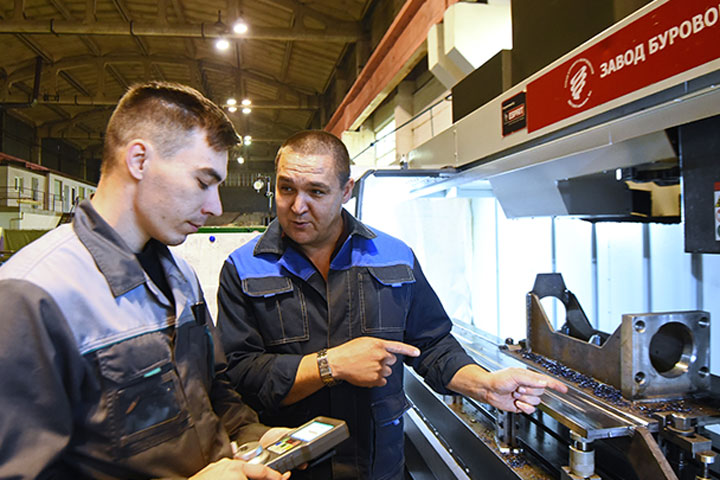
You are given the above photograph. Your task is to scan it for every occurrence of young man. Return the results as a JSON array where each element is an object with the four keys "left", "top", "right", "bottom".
[
  {"left": 0, "top": 82, "right": 290, "bottom": 480},
  {"left": 217, "top": 130, "right": 568, "bottom": 479}
]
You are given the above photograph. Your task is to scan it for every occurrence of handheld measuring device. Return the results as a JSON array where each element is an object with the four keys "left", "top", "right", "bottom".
[{"left": 233, "top": 416, "right": 349, "bottom": 472}]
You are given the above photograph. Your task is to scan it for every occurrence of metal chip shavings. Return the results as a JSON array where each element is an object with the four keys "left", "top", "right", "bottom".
[
  {"left": 503, "top": 452, "right": 528, "bottom": 468},
  {"left": 519, "top": 350, "right": 691, "bottom": 414}
]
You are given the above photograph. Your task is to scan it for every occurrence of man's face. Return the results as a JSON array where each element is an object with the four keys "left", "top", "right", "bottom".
[
  {"left": 275, "top": 150, "right": 353, "bottom": 252},
  {"left": 135, "top": 129, "right": 227, "bottom": 246}
]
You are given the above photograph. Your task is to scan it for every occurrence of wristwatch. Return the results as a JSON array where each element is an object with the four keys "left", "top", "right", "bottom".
[{"left": 317, "top": 348, "right": 339, "bottom": 386}]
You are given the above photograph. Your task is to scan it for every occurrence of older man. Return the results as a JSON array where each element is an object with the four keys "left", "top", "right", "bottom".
[{"left": 217, "top": 130, "right": 567, "bottom": 479}]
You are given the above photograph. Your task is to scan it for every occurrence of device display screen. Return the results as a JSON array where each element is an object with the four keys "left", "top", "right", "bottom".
[{"left": 290, "top": 421, "right": 334, "bottom": 442}]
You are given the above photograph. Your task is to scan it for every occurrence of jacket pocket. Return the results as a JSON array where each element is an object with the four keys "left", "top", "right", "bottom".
[
  {"left": 370, "top": 391, "right": 411, "bottom": 479},
  {"left": 241, "top": 276, "right": 309, "bottom": 346},
  {"left": 96, "top": 333, "right": 192, "bottom": 457},
  {"left": 359, "top": 265, "right": 415, "bottom": 334}
]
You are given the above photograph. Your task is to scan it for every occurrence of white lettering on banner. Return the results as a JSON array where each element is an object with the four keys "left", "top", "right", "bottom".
[
  {"left": 634, "top": 44, "right": 646, "bottom": 63},
  {"left": 600, "top": 4, "right": 720, "bottom": 79},
  {"left": 649, "top": 6, "right": 720, "bottom": 55},
  {"left": 680, "top": 20, "right": 692, "bottom": 38},
  {"left": 599, "top": 47, "right": 646, "bottom": 78},
  {"left": 705, "top": 7, "right": 718, "bottom": 27},
  {"left": 693, "top": 14, "right": 705, "bottom": 33}
]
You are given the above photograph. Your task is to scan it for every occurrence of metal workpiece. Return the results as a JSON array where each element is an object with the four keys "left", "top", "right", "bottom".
[
  {"left": 621, "top": 311, "right": 711, "bottom": 399},
  {"left": 456, "top": 323, "right": 648, "bottom": 441},
  {"left": 525, "top": 274, "right": 711, "bottom": 400},
  {"left": 407, "top": 322, "right": 720, "bottom": 479}
]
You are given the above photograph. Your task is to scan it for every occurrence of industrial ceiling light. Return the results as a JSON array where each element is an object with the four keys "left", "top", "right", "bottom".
[
  {"left": 233, "top": 20, "right": 249, "bottom": 34},
  {"left": 242, "top": 107, "right": 252, "bottom": 114},
  {"left": 215, "top": 37, "right": 230, "bottom": 51},
  {"left": 243, "top": 135, "right": 252, "bottom": 146},
  {"left": 227, "top": 105, "right": 237, "bottom": 113},
  {"left": 253, "top": 177, "right": 266, "bottom": 192},
  {"left": 241, "top": 98, "right": 252, "bottom": 106},
  {"left": 236, "top": 156, "right": 245, "bottom": 164},
  {"left": 227, "top": 98, "right": 237, "bottom": 106}
]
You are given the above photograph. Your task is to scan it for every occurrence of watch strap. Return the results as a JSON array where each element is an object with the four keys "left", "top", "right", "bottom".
[{"left": 317, "top": 348, "right": 339, "bottom": 386}]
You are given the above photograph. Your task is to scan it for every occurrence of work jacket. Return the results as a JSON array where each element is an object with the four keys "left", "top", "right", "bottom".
[
  {"left": 218, "top": 210, "right": 474, "bottom": 480},
  {"left": 0, "top": 201, "right": 267, "bottom": 479}
]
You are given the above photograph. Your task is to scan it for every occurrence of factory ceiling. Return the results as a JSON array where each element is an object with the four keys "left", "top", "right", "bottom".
[{"left": 0, "top": 0, "right": 382, "bottom": 170}]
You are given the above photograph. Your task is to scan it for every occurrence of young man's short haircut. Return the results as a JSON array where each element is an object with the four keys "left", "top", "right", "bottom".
[
  {"left": 101, "top": 81, "right": 239, "bottom": 176},
  {"left": 275, "top": 130, "right": 351, "bottom": 186}
]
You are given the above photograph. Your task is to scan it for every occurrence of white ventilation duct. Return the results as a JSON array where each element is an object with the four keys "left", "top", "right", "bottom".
[{"left": 428, "top": 1, "right": 513, "bottom": 89}]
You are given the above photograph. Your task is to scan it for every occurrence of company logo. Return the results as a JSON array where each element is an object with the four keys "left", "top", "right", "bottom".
[
  {"left": 505, "top": 104, "right": 525, "bottom": 122},
  {"left": 564, "top": 58, "right": 594, "bottom": 109}
]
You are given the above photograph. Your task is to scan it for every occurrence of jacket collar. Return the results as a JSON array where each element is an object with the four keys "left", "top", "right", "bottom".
[
  {"left": 253, "top": 209, "right": 376, "bottom": 257},
  {"left": 72, "top": 200, "right": 176, "bottom": 298}
]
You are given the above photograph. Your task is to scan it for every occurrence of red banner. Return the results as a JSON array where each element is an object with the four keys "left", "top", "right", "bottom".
[{"left": 526, "top": 0, "right": 720, "bottom": 132}]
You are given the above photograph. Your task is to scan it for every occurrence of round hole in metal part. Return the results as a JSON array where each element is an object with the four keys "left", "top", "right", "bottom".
[
  {"left": 698, "top": 317, "right": 709, "bottom": 328},
  {"left": 649, "top": 322, "right": 693, "bottom": 378},
  {"left": 634, "top": 372, "right": 646, "bottom": 384},
  {"left": 634, "top": 320, "right": 646, "bottom": 333},
  {"left": 699, "top": 367, "right": 709, "bottom": 378},
  {"left": 540, "top": 296, "right": 567, "bottom": 331}
]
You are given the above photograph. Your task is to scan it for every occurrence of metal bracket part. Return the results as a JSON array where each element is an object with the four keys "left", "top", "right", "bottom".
[{"left": 526, "top": 273, "right": 710, "bottom": 400}]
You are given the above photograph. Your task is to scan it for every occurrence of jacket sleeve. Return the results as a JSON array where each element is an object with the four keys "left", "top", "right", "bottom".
[
  {"left": 404, "top": 254, "right": 476, "bottom": 394},
  {"left": 216, "top": 260, "right": 303, "bottom": 413},
  {"left": 0, "top": 280, "right": 84, "bottom": 479},
  {"left": 207, "top": 316, "right": 270, "bottom": 443},
  {"left": 184, "top": 277, "right": 270, "bottom": 445}
]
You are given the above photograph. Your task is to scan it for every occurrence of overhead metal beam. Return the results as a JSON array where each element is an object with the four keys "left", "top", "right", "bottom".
[
  {"left": 0, "top": 19, "right": 361, "bottom": 41},
  {"left": 6, "top": 54, "right": 319, "bottom": 102},
  {"left": 35, "top": 108, "right": 112, "bottom": 143},
  {"left": 43, "top": 132, "right": 285, "bottom": 144},
  {"left": 169, "top": 0, "right": 197, "bottom": 58},
  {"left": 107, "top": 64, "right": 129, "bottom": 90},
  {"left": 326, "top": 0, "right": 458, "bottom": 135},
  {"left": 265, "top": 0, "right": 358, "bottom": 32},
  {"left": 48, "top": 0, "right": 101, "bottom": 56},
  {"left": 109, "top": 0, "right": 150, "bottom": 56},
  {"left": 2, "top": 93, "right": 318, "bottom": 109}
]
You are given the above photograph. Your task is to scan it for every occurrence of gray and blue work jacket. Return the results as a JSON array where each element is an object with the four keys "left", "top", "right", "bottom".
[
  {"left": 217, "top": 210, "right": 474, "bottom": 480},
  {"left": 0, "top": 201, "right": 267, "bottom": 479}
]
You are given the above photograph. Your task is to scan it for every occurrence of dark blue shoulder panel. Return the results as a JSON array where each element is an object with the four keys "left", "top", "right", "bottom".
[
  {"left": 228, "top": 227, "right": 415, "bottom": 279},
  {"left": 333, "top": 227, "right": 414, "bottom": 271}
]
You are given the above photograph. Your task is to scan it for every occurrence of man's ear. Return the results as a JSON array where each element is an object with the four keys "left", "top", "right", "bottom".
[
  {"left": 341, "top": 177, "right": 355, "bottom": 204},
  {"left": 125, "top": 140, "right": 151, "bottom": 181}
]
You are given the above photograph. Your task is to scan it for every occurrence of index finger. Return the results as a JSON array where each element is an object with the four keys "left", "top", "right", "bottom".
[
  {"left": 381, "top": 340, "right": 420, "bottom": 357},
  {"left": 518, "top": 371, "right": 568, "bottom": 394}
]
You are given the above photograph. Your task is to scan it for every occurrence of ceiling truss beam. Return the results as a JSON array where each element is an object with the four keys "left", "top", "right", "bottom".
[
  {"left": 0, "top": 19, "right": 361, "bottom": 41},
  {"left": 5, "top": 54, "right": 319, "bottom": 103}
]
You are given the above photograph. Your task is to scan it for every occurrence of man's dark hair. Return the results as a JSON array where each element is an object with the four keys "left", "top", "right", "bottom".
[
  {"left": 275, "top": 130, "right": 351, "bottom": 186},
  {"left": 101, "top": 81, "right": 239, "bottom": 175}
]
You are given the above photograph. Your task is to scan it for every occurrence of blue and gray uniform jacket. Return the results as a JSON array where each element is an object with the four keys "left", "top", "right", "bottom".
[
  {"left": 218, "top": 210, "right": 474, "bottom": 480},
  {"left": 0, "top": 200, "right": 267, "bottom": 480}
]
